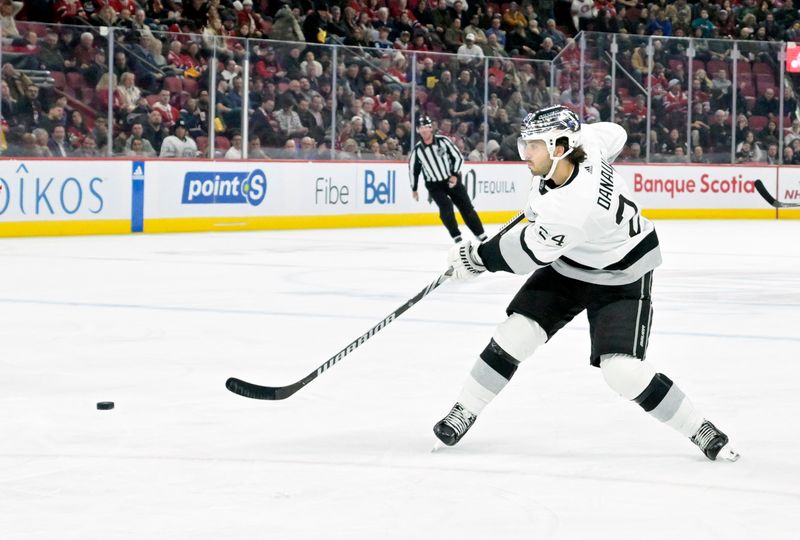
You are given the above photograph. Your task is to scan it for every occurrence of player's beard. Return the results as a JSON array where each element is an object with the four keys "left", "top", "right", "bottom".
[{"left": 529, "top": 156, "right": 553, "bottom": 179}]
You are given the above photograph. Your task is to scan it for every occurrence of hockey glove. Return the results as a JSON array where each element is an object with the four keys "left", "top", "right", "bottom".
[{"left": 448, "top": 241, "right": 486, "bottom": 280}]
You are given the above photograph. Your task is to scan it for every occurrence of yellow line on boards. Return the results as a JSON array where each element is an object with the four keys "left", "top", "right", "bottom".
[{"left": 0, "top": 220, "right": 131, "bottom": 237}]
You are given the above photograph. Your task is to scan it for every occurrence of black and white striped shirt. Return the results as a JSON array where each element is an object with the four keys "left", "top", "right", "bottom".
[{"left": 408, "top": 134, "right": 464, "bottom": 191}]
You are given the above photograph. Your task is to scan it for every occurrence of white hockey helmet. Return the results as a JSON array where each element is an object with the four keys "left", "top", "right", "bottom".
[{"left": 517, "top": 106, "right": 581, "bottom": 162}]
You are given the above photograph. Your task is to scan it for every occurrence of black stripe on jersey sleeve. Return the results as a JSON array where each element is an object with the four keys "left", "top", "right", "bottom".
[
  {"left": 518, "top": 225, "right": 551, "bottom": 266},
  {"left": 560, "top": 230, "right": 659, "bottom": 271}
]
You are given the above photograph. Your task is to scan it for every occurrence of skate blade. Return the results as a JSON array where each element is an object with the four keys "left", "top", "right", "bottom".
[{"left": 718, "top": 445, "right": 740, "bottom": 462}]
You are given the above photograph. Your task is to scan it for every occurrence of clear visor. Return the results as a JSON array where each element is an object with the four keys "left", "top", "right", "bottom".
[{"left": 517, "top": 137, "right": 544, "bottom": 161}]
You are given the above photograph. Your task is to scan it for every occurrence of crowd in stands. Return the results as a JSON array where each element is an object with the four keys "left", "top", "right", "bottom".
[{"left": 0, "top": 0, "right": 798, "bottom": 163}]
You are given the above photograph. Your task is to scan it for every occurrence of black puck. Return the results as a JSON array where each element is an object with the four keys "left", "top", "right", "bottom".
[{"left": 97, "top": 401, "right": 115, "bottom": 410}]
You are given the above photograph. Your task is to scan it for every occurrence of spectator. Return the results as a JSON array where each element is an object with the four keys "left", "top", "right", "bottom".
[
  {"left": 271, "top": 4, "right": 304, "bottom": 43},
  {"left": 282, "top": 47, "right": 304, "bottom": 80},
  {"left": 784, "top": 146, "right": 800, "bottom": 165},
  {"left": 224, "top": 132, "right": 244, "bottom": 159},
  {"left": 709, "top": 109, "right": 732, "bottom": 153},
  {"left": 467, "top": 140, "right": 487, "bottom": 161},
  {"left": 753, "top": 87, "right": 779, "bottom": 117},
  {"left": 274, "top": 96, "right": 308, "bottom": 140},
  {"left": 94, "top": 73, "right": 123, "bottom": 113},
  {"left": 502, "top": 2, "right": 527, "bottom": 30},
  {"left": 663, "top": 79, "right": 688, "bottom": 116},
  {"left": 48, "top": 124, "right": 71, "bottom": 157},
  {"left": 339, "top": 137, "right": 360, "bottom": 159},
  {"left": 75, "top": 134, "right": 100, "bottom": 157},
  {"left": 160, "top": 119, "right": 197, "bottom": 157},
  {"left": 298, "top": 136, "right": 318, "bottom": 159},
  {"left": 757, "top": 119, "right": 779, "bottom": 146},
  {"left": 38, "top": 28, "right": 68, "bottom": 72},
  {"left": 143, "top": 109, "right": 168, "bottom": 153},
  {"left": 32, "top": 128, "right": 53, "bottom": 157},
  {"left": 622, "top": 141, "right": 641, "bottom": 162},
  {"left": 327, "top": 5, "right": 348, "bottom": 40},
  {"left": 349, "top": 115, "right": 369, "bottom": 148},
  {"left": 300, "top": 51, "right": 323, "bottom": 79},
  {"left": 485, "top": 15, "right": 506, "bottom": 47},
  {"left": 124, "top": 122, "right": 157, "bottom": 156},
  {"left": 117, "top": 72, "right": 142, "bottom": 114},
  {"left": 74, "top": 32, "right": 98, "bottom": 71},
  {"left": 0, "top": 79, "right": 14, "bottom": 121},
  {"left": 463, "top": 13, "right": 487, "bottom": 45},
  {"left": 238, "top": 0, "right": 264, "bottom": 38},
  {"left": 765, "top": 142, "right": 780, "bottom": 164},
  {"left": 483, "top": 33, "right": 509, "bottom": 58},
  {"left": 54, "top": 0, "right": 87, "bottom": 25},
  {"left": 710, "top": 69, "right": 732, "bottom": 110},
  {"left": 535, "top": 37, "right": 558, "bottom": 62},
  {"left": 582, "top": 93, "right": 601, "bottom": 123},
  {"left": 248, "top": 136, "right": 271, "bottom": 159},
  {"left": 784, "top": 119, "right": 800, "bottom": 147},
  {"left": 734, "top": 114, "right": 751, "bottom": 142},
  {"left": 38, "top": 104, "right": 65, "bottom": 134},
  {"left": 250, "top": 96, "right": 280, "bottom": 147},
  {"left": 691, "top": 9, "right": 716, "bottom": 38},
  {"left": 541, "top": 19, "right": 567, "bottom": 51},
  {"left": 0, "top": 0, "right": 22, "bottom": 38},
  {"left": 66, "top": 110, "right": 90, "bottom": 147},
  {"left": 457, "top": 33, "right": 484, "bottom": 67},
  {"left": 691, "top": 145, "right": 709, "bottom": 163},
  {"left": 365, "top": 140, "right": 385, "bottom": 160},
  {"left": 220, "top": 59, "right": 241, "bottom": 85},
  {"left": 179, "top": 98, "right": 206, "bottom": 140},
  {"left": 506, "top": 22, "right": 537, "bottom": 57},
  {"left": 394, "top": 29, "right": 412, "bottom": 49},
  {"left": 280, "top": 138, "right": 298, "bottom": 159},
  {"left": 126, "top": 137, "right": 150, "bottom": 157},
  {"left": 444, "top": 16, "right": 465, "bottom": 52},
  {"left": 152, "top": 88, "right": 179, "bottom": 128},
  {"left": 571, "top": 0, "right": 596, "bottom": 33}
]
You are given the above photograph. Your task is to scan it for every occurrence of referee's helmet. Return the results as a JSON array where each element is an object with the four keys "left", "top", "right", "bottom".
[
  {"left": 517, "top": 106, "right": 581, "bottom": 161},
  {"left": 416, "top": 115, "right": 433, "bottom": 128}
]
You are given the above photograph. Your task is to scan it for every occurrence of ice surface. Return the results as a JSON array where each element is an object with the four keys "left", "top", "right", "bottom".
[{"left": 1, "top": 220, "right": 799, "bottom": 539}]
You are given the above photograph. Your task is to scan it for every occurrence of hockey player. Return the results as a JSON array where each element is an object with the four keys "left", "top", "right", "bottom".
[
  {"left": 408, "top": 115, "right": 488, "bottom": 243},
  {"left": 434, "top": 106, "right": 738, "bottom": 461}
]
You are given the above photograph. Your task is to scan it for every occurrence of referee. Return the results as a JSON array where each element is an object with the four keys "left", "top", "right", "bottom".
[{"left": 409, "top": 116, "right": 487, "bottom": 243}]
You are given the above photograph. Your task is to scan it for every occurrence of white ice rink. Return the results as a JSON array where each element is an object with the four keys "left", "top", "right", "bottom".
[{"left": 1, "top": 220, "right": 799, "bottom": 540}]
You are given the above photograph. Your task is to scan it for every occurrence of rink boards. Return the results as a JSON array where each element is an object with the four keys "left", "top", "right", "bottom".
[{"left": 0, "top": 158, "right": 797, "bottom": 236}]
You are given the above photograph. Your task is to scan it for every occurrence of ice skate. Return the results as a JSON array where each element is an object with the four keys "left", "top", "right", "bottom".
[
  {"left": 433, "top": 402, "right": 477, "bottom": 446},
  {"left": 691, "top": 420, "right": 740, "bottom": 461}
]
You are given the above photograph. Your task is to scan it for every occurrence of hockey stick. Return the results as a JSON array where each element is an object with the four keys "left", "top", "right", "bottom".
[
  {"left": 754, "top": 180, "right": 800, "bottom": 208},
  {"left": 226, "top": 211, "right": 526, "bottom": 400}
]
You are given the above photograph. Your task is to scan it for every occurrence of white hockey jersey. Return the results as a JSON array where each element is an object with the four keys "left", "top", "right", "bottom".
[{"left": 479, "top": 123, "right": 662, "bottom": 286}]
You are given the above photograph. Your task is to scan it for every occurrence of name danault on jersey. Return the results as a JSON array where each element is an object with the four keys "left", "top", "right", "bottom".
[
  {"left": 596, "top": 160, "right": 615, "bottom": 210},
  {"left": 485, "top": 123, "right": 662, "bottom": 287}
]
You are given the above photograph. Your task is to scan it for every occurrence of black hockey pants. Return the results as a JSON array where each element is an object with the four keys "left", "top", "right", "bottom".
[{"left": 426, "top": 178, "right": 485, "bottom": 240}]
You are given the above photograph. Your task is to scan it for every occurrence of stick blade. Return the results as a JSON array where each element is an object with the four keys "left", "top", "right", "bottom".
[
  {"left": 753, "top": 180, "right": 800, "bottom": 208},
  {"left": 225, "top": 377, "right": 298, "bottom": 400},
  {"left": 754, "top": 180, "right": 778, "bottom": 206}
]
